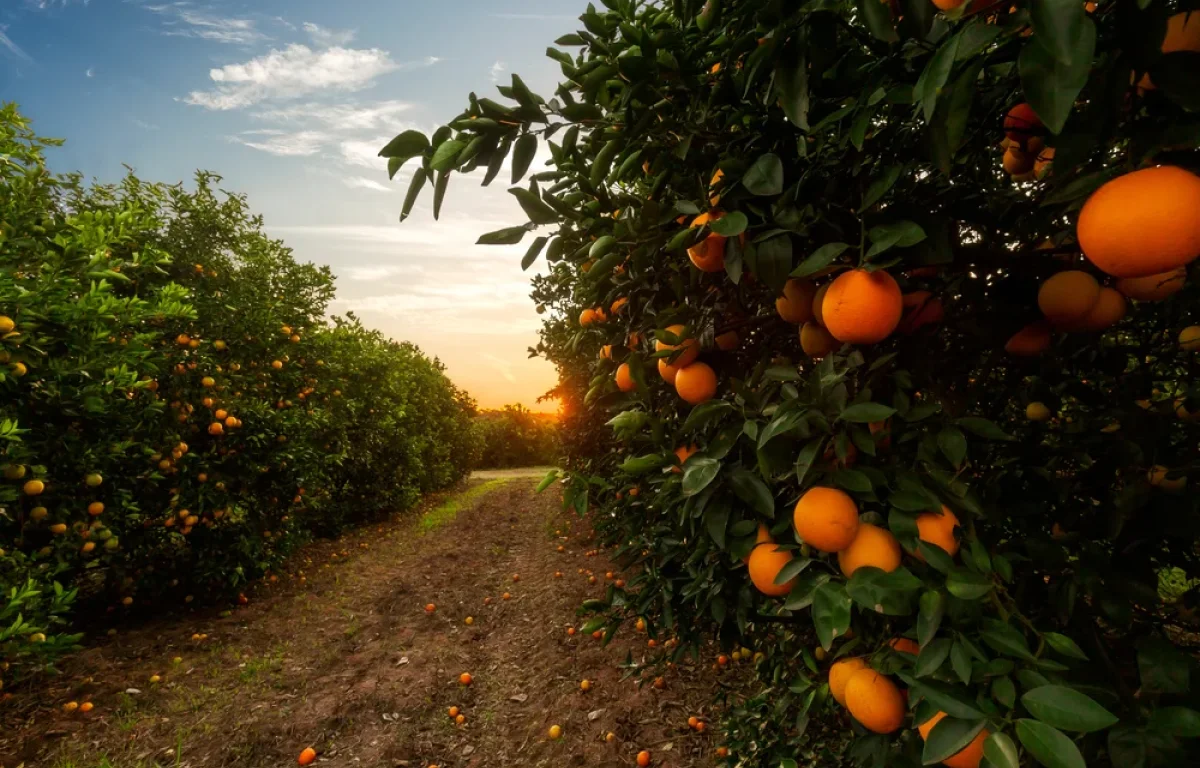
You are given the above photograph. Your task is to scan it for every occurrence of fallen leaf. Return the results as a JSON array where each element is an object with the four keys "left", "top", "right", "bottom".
[{"left": 509, "top": 693, "right": 528, "bottom": 703}]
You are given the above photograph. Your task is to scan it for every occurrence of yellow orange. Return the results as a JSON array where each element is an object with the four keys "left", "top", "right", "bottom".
[
  {"left": 829, "top": 657, "right": 869, "bottom": 706},
  {"left": 675, "top": 362, "right": 717, "bottom": 405},
  {"left": 657, "top": 358, "right": 681, "bottom": 384},
  {"left": 655, "top": 324, "right": 699, "bottom": 366},
  {"left": 615, "top": 363, "right": 637, "bottom": 392},
  {"left": 837, "top": 523, "right": 902, "bottom": 577},
  {"left": 844, "top": 669, "right": 905, "bottom": 733},
  {"left": 915, "top": 505, "right": 960, "bottom": 558},
  {"left": 793, "top": 487, "right": 859, "bottom": 553},
  {"left": 747, "top": 542, "right": 795, "bottom": 596},
  {"left": 812, "top": 282, "right": 830, "bottom": 326},
  {"left": 1180, "top": 326, "right": 1200, "bottom": 351}
]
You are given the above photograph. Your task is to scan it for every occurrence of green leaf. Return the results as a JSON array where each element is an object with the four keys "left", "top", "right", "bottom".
[
  {"left": 589, "top": 235, "right": 618, "bottom": 259},
  {"left": 915, "top": 638, "right": 952, "bottom": 677},
  {"left": 432, "top": 170, "right": 450, "bottom": 220},
  {"left": 555, "top": 33, "right": 585, "bottom": 46},
  {"left": 521, "top": 236, "right": 548, "bottom": 270},
  {"left": 1015, "top": 719, "right": 1086, "bottom": 768},
  {"left": 916, "top": 32, "right": 961, "bottom": 122},
  {"left": 860, "top": 166, "right": 902, "bottom": 212},
  {"left": 956, "top": 417, "right": 1013, "bottom": 441},
  {"left": 620, "top": 454, "right": 666, "bottom": 474},
  {"left": 903, "top": 677, "right": 986, "bottom": 719},
  {"left": 833, "top": 469, "right": 872, "bottom": 494},
  {"left": 476, "top": 225, "right": 529, "bottom": 245},
  {"left": 856, "top": 0, "right": 898, "bottom": 43},
  {"left": 1029, "top": 0, "right": 1091, "bottom": 66},
  {"left": 923, "top": 717, "right": 987, "bottom": 765},
  {"left": 711, "top": 211, "right": 747, "bottom": 237},
  {"left": 752, "top": 235, "right": 793, "bottom": 292},
  {"left": 945, "top": 568, "right": 991, "bottom": 600},
  {"left": 400, "top": 167, "right": 429, "bottom": 222},
  {"left": 730, "top": 468, "right": 775, "bottom": 519},
  {"left": 535, "top": 470, "right": 559, "bottom": 493},
  {"left": 795, "top": 436, "right": 825, "bottom": 486},
  {"left": 1019, "top": 21, "right": 1096, "bottom": 134},
  {"left": 937, "top": 427, "right": 967, "bottom": 468},
  {"left": 509, "top": 188, "right": 558, "bottom": 225},
  {"left": 841, "top": 403, "right": 896, "bottom": 423},
  {"left": 775, "top": 35, "right": 809, "bottom": 130},
  {"left": 783, "top": 570, "right": 832, "bottom": 611},
  {"left": 1043, "top": 632, "right": 1088, "bottom": 661},
  {"left": 512, "top": 134, "right": 538, "bottom": 183},
  {"left": 950, "top": 641, "right": 973, "bottom": 685},
  {"left": 705, "top": 504, "right": 729, "bottom": 548},
  {"left": 430, "top": 139, "right": 466, "bottom": 172},
  {"left": 683, "top": 400, "right": 732, "bottom": 431},
  {"left": 775, "top": 556, "right": 813, "bottom": 586},
  {"left": 1021, "top": 686, "right": 1119, "bottom": 733},
  {"left": 979, "top": 619, "right": 1036, "bottom": 661},
  {"left": 791, "top": 242, "right": 850, "bottom": 277},
  {"left": 992, "top": 676, "right": 1017, "bottom": 709},
  {"left": 917, "top": 590, "right": 945, "bottom": 647},
  {"left": 847, "top": 566, "right": 921, "bottom": 615},
  {"left": 682, "top": 457, "right": 721, "bottom": 497},
  {"left": 1151, "top": 707, "right": 1200, "bottom": 738},
  {"left": 982, "top": 733, "right": 1021, "bottom": 768},
  {"left": 379, "top": 129, "right": 430, "bottom": 161},
  {"left": 743, "top": 153, "right": 784, "bottom": 196},
  {"left": 812, "top": 582, "right": 852, "bottom": 649},
  {"left": 867, "top": 221, "right": 926, "bottom": 259},
  {"left": 1138, "top": 637, "right": 1191, "bottom": 694}
]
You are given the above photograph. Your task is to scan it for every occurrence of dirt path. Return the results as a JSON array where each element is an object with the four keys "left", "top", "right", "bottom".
[
  {"left": 1, "top": 478, "right": 734, "bottom": 768},
  {"left": 468, "top": 467, "right": 556, "bottom": 480}
]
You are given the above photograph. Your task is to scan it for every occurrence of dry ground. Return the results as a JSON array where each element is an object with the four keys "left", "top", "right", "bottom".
[{"left": 1, "top": 478, "right": 741, "bottom": 768}]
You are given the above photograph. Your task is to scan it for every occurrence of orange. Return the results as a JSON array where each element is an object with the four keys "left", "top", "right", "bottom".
[
  {"left": 1037, "top": 270, "right": 1100, "bottom": 326},
  {"left": 915, "top": 505, "right": 960, "bottom": 558},
  {"left": 1003, "top": 102, "right": 1042, "bottom": 142},
  {"left": 615, "top": 363, "right": 637, "bottom": 392},
  {"left": 800, "top": 322, "right": 839, "bottom": 359},
  {"left": 812, "top": 282, "right": 831, "bottom": 326},
  {"left": 87, "top": 502, "right": 104, "bottom": 516},
  {"left": 448, "top": 706, "right": 460, "bottom": 718},
  {"left": 1148, "top": 465, "right": 1187, "bottom": 492},
  {"left": 890, "top": 637, "right": 920, "bottom": 655},
  {"left": 297, "top": 747, "right": 317, "bottom": 766},
  {"left": 1078, "top": 166, "right": 1200, "bottom": 277},
  {"left": 1181, "top": 326, "right": 1200, "bottom": 351},
  {"left": 897, "top": 291, "right": 944, "bottom": 334},
  {"left": 1005, "top": 321, "right": 1052, "bottom": 356},
  {"left": 657, "top": 358, "right": 681, "bottom": 384},
  {"left": 425, "top": 603, "right": 436, "bottom": 613},
  {"left": 580, "top": 308, "right": 597, "bottom": 326},
  {"left": 715, "top": 330, "right": 739, "bottom": 351},
  {"left": 459, "top": 672, "right": 473, "bottom": 685},
  {"left": 675, "top": 362, "right": 717, "bottom": 405},
  {"left": 1116, "top": 267, "right": 1186, "bottom": 301},
  {"left": 822, "top": 269, "right": 903, "bottom": 344},
  {"left": 830, "top": 658, "right": 870, "bottom": 705},
  {"left": 1002, "top": 147, "right": 1034, "bottom": 176},
  {"left": 674, "top": 444, "right": 699, "bottom": 472},
  {"left": 837, "top": 523, "right": 902, "bottom": 577},
  {"left": 776, "top": 279, "right": 817, "bottom": 324},
  {"left": 23, "top": 479, "right": 45, "bottom": 496},
  {"left": 549, "top": 724, "right": 563, "bottom": 740},
  {"left": 742, "top": 523, "right": 773, "bottom": 563},
  {"left": 688, "top": 212, "right": 727, "bottom": 272},
  {"left": 844, "top": 668, "right": 905, "bottom": 734},
  {"left": 918, "top": 711, "right": 989, "bottom": 768},
  {"left": 655, "top": 324, "right": 699, "bottom": 366},
  {"left": 1061, "top": 287, "right": 1125, "bottom": 332},
  {"left": 600, "top": 345, "right": 612, "bottom": 360},
  {"left": 611, "top": 297, "right": 629, "bottom": 315},
  {"left": 933, "top": 0, "right": 966, "bottom": 10},
  {"left": 1139, "top": 12, "right": 1200, "bottom": 89},
  {"left": 792, "top": 487, "right": 859, "bottom": 553},
  {"left": 748, "top": 542, "right": 795, "bottom": 596},
  {"left": 637, "top": 750, "right": 652, "bottom": 767}
]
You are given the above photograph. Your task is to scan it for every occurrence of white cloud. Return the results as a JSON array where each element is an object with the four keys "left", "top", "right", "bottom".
[
  {"left": 303, "top": 22, "right": 355, "bottom": 48},
  {"left": 182, "top": 45, "right": 423, "bottom": 110},
  {"left": 0, "top": 27, "right": 31, "bottom": 62},
  {"left": 489, "top": 60, "right": 506, "bottom": 83},
  {"left": 132, "top": 118, "right": 160, "bottom": 131},
  {"left": 342, "top": 264, "right": 423, "bottom": 281},
  {"left": 254, "top": 100, "right": 415, "bottom": 131},
  {"left": 343, "top": 176, "right": 392, "bottom": 193},
  {"left": 146, "top": 6, "right": 265, "bottom": 45},
  {"left": 482, "top": 353, "right": 518, "bottom": 383},
  {"left": 85, "top": 67, "right": 94, "bottom": 78},
  {"left": 339, "top": 136, "right": 399, "bottom": 169},
  {"left": 230, "top": 130, "right": 328, "bottom": 156},
  {"left": 488, "top": 13, "right": 576, "bottom": 20}
]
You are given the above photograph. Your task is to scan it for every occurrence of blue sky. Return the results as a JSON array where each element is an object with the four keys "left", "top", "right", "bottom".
[{"left": 0, "top": 0, "right": 580, "bottom": 410}]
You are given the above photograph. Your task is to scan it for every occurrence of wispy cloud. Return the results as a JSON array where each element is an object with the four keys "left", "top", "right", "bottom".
[
  {"left": 132, "top": 117, "right": 160, "bottom": 131},
  {"left": 339, "top": 136, "right": 402, "bottom": 169},
  {"left": 85, "top": 67, "right": 94, "bottom": 78},
  {"left": 343, "top": 176, "right": 392, "bottom": 193},
  {"left": 182, "top": 45, "right": 418, "bottom": 110},
  {"left": 230, "top": 129, "right": 329, "bottom": 156},
  {"left": 0, "top": 27, "right": 32, "bottom": 62},
  {"left": 253, "top": 100, "right": 415, "bottom": 131},
  {"left": 145, "top": 5, "right": 264, "bottom": 45},
  {"left": 483, "top": 353, "right": 518, "bottom": 383},
  {"left": 489, "top": 60, "right": 506, "bottom": 83},
  {"left": 342, "top": 264, "right": 422, "bottom": 281},
  {"left": 487, "top": 13, "right": 576, "bottom": 20},
  {"left": 303, "top": 21, "right": 354, "bottom": 48}
]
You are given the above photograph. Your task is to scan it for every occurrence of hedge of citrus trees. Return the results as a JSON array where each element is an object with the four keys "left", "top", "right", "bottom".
[
  {"left": 386, "top": 0, "right": 1200, "bottom": 765},
  {"left": 474, "top": 405, "right": 560, "bottom": 468},
  {"left": 0, "top": 104, "right": 478, "bottom": 688}
]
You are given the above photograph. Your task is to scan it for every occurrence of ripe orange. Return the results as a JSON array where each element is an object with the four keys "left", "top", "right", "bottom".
[
  {"left": 657, "top": 358, "right": 681, "bottom": 384},
  {"left": 459, "top": 672, "right": 473, "bottom": 685},
  {"left": 655, "top": 324, "right": 699, "bottom": 366},
  {"left": 688, "top": 212, "right": 728, "bottom": 272},
  {"left": 580, "top": 679, "right": 591, "bottom": 691},
  {"left": 889, "top": 637, "right": 920, "bottom": 656},
  {"left": 549, "top": 724, "right": 563, "bottom": 740},
  {"left": 747, "top": 542, "right": 795, "bottom": 596},
  {"left": 897, "top": 291, "right": 944, "bottom": 334},
  {"left": 23, "top": 479, "right": 45, "bottom": 496},
  {"left": 932, "top": 0, "right": 966, "bottom": 10},
  {"left": 675, "top": 362, "right": 717, "bottom": 405},
  {"left": 87, "top": 502, "right": 104, "bottom": 516},
  {"left": 455, "top": 714, "right": 466, "bottom": 725},
  {"left": 502, "top": 592, "right": 511, "bottom": 600},
  {"left": 567, "top": 626, "right": 577, "bottom": 636},
  {"left": 271, "top": 360, "right": 283, "bottom": 370},
  {"left": 1116, "top": 267, "right": 1186, "bottom": 301},
  {"left": 776, "top": 279, "right": 817, "bottom": 324},
  {"left": 1003, "top": 102, "right": 1042, "bottom": 142},
  {"left": 918, "top": 711, "right": 989, "bottom": 768},
  {"left": 79, "top": 701, "right": 94, "bottom": 713},
  {"left": 792, "top": 487, "right": 859, "bottom": 553},
  {"left": 811, "top": 282, "right": 830, "bottom": 326},
  {"left": 425, "top": 603, "right": 436, "bottom": 613},
  {"left": 716, "top": 746, "right": 729, "bottom": 758},
  {"left": 1037, "top": 270, "right": 1100, "bottom": 326},
  {"left": 1180, "top": 326, "right": 1200, "bottom": 351},
  {"left": 600, "top": 345, "right": 612, "bottom": 360},
  {"left": 822, "top": 269, "right": 903, "bottom": 344},
  {"left": 297, "top": 747, "right": 317, "bottom": 766},
  {"left": 637, "top": 750, "right": 652, "bottom": 767},
  {"left": 580, "top": 308, "right": 597, "bottom": 326},
  {"left": 837, "top": 523, "right": 902, "bottom": 577},
  {"left": 844, "top": 668, "right": 905, "bottom": 733},
  {"left": 799, "top": 322, "right": 838, "bottom": 359},
  {"left": 673, "top": 444, "right": 699, "bottom": 473},
  {"left": 688, "top": 715, "right": 700, "bottom": 729},
  {"left": 829, "top": 657, "right": 870, "bottom": 706},
  {"left": 1078, "top": 166, "right": 1200, "bottom": 277},
  {"left": 1138, "top": 12, "right": 1200, "bottom": 89},
  {"left": 1061, "top": 287, "right": 1125, "bottom": 332},
  {"left": 916, "top": 505, "right": 961, "bottom": 558},
  {"left": 1002, "top": 146, "right": 1035, "bottom": 176},
  {"left": 611, "top": 297, "right": 629, "bottom": 315},
  {"left": 715, "top": 330, "right": 738, "bottom": 351},
  {"left": 615, "top": 363, "right": 637, "bottom": 392},
  {"left": 1004, "top": 321, "right": 1052, "bottom": 356}
]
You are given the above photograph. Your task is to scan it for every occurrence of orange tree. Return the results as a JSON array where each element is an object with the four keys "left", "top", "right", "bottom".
[
  {"left": 1, "top": 105, "right": 476, "bottom": 687},
  {"left": 388, "top": 2, "right": 1200, "bottom": 766},
  {"left": 474, "top": 404, "right": 560, "bottom": 468}
]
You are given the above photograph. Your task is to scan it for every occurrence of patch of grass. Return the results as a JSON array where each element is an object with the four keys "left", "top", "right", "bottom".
[
  {"left": 238, "top": 647, "right": 285, "bottom": 683},
  {"left": 418, "top": 479, "right": 509, "bottom": 533}
]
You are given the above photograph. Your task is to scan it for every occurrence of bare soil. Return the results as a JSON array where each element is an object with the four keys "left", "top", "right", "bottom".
[{"left": 0, "top": 478, "right": 736, "bottom": 768}]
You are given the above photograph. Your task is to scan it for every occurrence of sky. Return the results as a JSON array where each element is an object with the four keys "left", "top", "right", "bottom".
[{"left": 0, "top": 0, "right": 582, "bottom": 413}]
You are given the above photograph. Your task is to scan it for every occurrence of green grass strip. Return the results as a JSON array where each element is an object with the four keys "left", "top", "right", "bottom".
[{"left": 418, "top": 479, "right": 510, "bottom": 533}]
